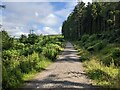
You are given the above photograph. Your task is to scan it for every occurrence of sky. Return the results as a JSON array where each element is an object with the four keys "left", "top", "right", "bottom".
[{"left": 1, "top": 0, "right": 92, "bottom": 37}]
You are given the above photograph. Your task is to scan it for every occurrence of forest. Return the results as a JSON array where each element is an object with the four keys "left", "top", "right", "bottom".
[{"left": 62, "top": 2, "right": 120, "bottom": 88}]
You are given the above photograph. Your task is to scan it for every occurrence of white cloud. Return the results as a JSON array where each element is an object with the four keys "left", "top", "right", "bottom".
[
  {"left": 43, "top": 27, "right": 57, "bottom": 35},
  {"left": 15, "top": 31, "right": 29, "bottom": 37},
  {"left": 4, "top": 26, "right": 29, "bottom": 37},
  {"left": 35, "top": 29, "right": 42, "bottom": 35},
  {"left": 3, "top": 2, "right": 56, "bottom": 36},
  {"left": 35, "top": 12, "right": 39, "bottom": 17},
  {"left": 59, "top": 26, "right": 62, "bottom": 34},
  {"left": 3, "top": 2, "right": 76, "bottom": 36},
  {"left": 32, "top": 24, "right": 38, "bottom": 29},
  {"left": 3, "top": 2, "right": 54, "bottom": 27},
  {"left": 3, "top": 0, "right": 77, "bottom": 2},
  {"left": 82, "top": 0, "right": 92, "bottom": 4},
  {"left": 40, "top": 13, "right": 60, "bottom": 27}
]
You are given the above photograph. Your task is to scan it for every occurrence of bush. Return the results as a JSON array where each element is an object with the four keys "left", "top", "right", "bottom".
[
  {"left": 87, "top": 41, "right": 107, "bottom": 52},
  {"left": 112, "top": 69, "right": 120, "bottom": 88},
  {"left": 42, "top": 43, "right": 63, "bottom": 60},
  {"left": 19, "top": 52, "right": 40, "bottom": 73},
  {"left": 83, "top": 59, "right": 118, "bottom": 87},
  {"left": 79, "top": 56, "right": 89, "bottom": 62},
  {"left": 13, "top": 42, "right": 25, "bottom": 50},
  {"left": 111, "top": 48, "right": 120, "bottom": 66},
  {"left": 88, "top": 69, "right": 111, "bottom": 81},
  {"left": 2, "top": 52, "right": 51, "bottom": 89},
  {"left": 81, "top": 34, "right": 89, "bottom": 43},
  {"left": 42, "top": 47, "right": 57, "bottom": 60},
  {"left": 93, "top": 41, "right": 106, "bottom": 51},
  {"left": 1, "top": 31, "right": 14, "bottom": 50},
  {"left": 87, "top": 46, "right": 94, "bottom": 52},
  {"left": 2, "top": 50, "right": 20, "bottom": 60},
  {"left": 101, "top": 54, "right": 113, "bottom": 66},
  {"left": 2, "top": 60, "right": 23, "bottom": 89},
  {"left": 87, "top": 34, "right": 97, "bottom": 42},
  {"left": 35, "top": 47, "right": 42, "bottom": 53},
  {"left": 84, "top": 42, "right": 95, "bottom": 49},
  {"left": 2, "top": 34, "right": 64, "bottom": 89},
  {"left": 112, "top": 48, "right": 120, "bottom": 58},
  {"left": 20, "top": 47, "right": 34, "bottom": 56}
]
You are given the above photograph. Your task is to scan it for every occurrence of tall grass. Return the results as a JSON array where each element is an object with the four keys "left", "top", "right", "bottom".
[
  {"left": 74, "top": 32, "right": 120, "bottom": 88},
  {"left": 84, "top": 58, "right": 119, "bottom": 87}
]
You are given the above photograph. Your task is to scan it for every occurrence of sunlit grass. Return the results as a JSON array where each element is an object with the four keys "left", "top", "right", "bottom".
[
  {"left": 74, "top": 40, "right": 120, "bottom": 88},
  {"left": 84, "top": 58, "right": 119, "bottom": 86},
  {"left": 22, "top": 59, "right": 52, "bottom": 81}
]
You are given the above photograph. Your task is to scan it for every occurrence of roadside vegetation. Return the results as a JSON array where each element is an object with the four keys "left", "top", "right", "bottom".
[
  {"left": 74, "top": 29, "right": 120, "bottom": 88},
  {"left": 1, "top": 30, "right": 65, "bottom": 90},
  {"left": 62, "top": 1, "right": 120, "bottom": 88}
]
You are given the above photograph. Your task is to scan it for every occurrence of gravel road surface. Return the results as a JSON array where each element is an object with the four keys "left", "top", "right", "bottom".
[{"left": 22, "top": 42, "right": 93, "bottom": 90}]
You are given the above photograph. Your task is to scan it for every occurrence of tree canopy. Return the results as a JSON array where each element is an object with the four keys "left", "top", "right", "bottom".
[{"left": 62, "top": 2, "right": 120, "bottom": 40}]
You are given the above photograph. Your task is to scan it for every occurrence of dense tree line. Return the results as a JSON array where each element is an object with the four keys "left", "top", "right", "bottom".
[
  {"left": 62, "top": 1, "right": 120, "bottom": 87},
  {"left": 62, "top": 2, "right": 120, "bottom": 40}
]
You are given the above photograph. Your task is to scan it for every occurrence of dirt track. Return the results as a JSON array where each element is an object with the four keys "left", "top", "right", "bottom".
[{"left": 23, "top": 42, "right": 93, "bottom": 89}]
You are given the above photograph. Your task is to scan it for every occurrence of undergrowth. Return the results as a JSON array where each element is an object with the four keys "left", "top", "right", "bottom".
[
  {"left": 74, "top": 29, "right": 120, "bottom": 88},
  {"left": 1, "top": 31, "right": 65, "bottom": 90}
]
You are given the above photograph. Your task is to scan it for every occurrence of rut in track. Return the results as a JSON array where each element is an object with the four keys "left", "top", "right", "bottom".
[{"left": 22, "top": 42, "right": 94, "bottom": 89}]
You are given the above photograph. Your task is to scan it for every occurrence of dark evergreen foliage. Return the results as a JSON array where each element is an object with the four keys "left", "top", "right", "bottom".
[{"left": 62, "top": 2, "right": 120, "bottom": 40}]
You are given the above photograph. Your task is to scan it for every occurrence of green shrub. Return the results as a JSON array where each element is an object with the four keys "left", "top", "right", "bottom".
[
  {"left": 84, "top": 42, "right": 94, "bottom": 49},
  {"left": 83, "top": 59, "right": 118, "bottom": 87},
  {"left": 101, "top": 54, "right": 113, "bottom": 66},
  {"left": 81, "top": 34, "right": 89, "bottom": 43},
  {"left": 2, "top": 52, "right": 52, "bottom": 89},
  {"left": 19, "top": 60, "right": 31, "bottom": 73},
  {"left": 87, "top": 34, "right": 97, "bottom": 42},
  {"left": 112, "top": 48, "right": 120, "bottom": 58},
  {"left": 79, "top": 56, "right": 89, "bottom": 62},
  {"left": 46, "top": 44, "right": 63, "bottom": 51},
  {"left": 88, "top": 69, "right": 111, "bottom": 81},
  {"left": 55, "top": 42, "right": 62, "bottom": 46},
  {"left": 20, "top": 47, "right": 34, "bottom": 56},
  {"left": 42, "top": 43, "right": 63, "bottom": 60},
  {"left": 1, "top": 31, "right": 14, "bottom": 50},
  {"left": 13, "top": 42, "right": 25, "bottom": 49},
  {"left": 87, "top": 46, "right": 94, "bottom": 52},
  {"left": 87, "top": 41, "right": 107, "bottom": 52},
  {"left": 111, "top": 48, "right": 120, "bottom": 66},
  {"left": 42, "top": 47, "right": 57, "bottom": 60},
  {"left": 112, "top": 69, "right": 120, "bottom": 88},
  {"left": 19, "top": 52, "right": 40, "bottom": 73},
  {"left": 2, "top": 60, "right": 23, "bottom": 89},
  {"left": 2, "top": 34, "right": 64, "bottom": 89},
  {"left": 36, "top": 55, "right": 51, "bottom": 70},
  {"left": 115, "top": 37, "right": 120, "bottom": 43},
  {"left": 2, "top": 50, "right": 20, "bottom": 60},
  {"left": 93, "top": 41, "right": 106, "bottom": 51},
  {"left": 32, "top": 44, "right": 42, "bottom": 53},
  {"left": 77, "top": 48, "right": 90, "bottom": 62},
  {"left": 35, "top": 46, "right": 42, "bottom": 53}
]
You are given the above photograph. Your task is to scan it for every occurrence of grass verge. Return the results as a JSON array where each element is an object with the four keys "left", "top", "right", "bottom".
[{"left": 74, "top": 41, "right": 120, "bottom": 88}]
